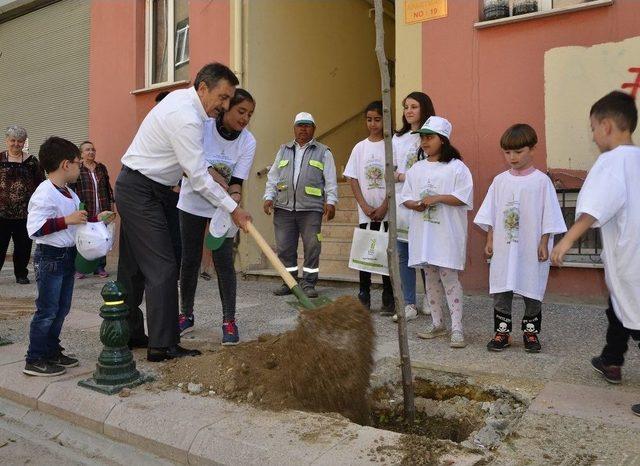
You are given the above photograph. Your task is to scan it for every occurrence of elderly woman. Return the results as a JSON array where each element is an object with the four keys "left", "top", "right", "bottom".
[
  {"left": 70, "top": 141, "right": 114, "bottom": 278},
  {"left": 0, "top": 126, "right": 45, "bottom": 284}
]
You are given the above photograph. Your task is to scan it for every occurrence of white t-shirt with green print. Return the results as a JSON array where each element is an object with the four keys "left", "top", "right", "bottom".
[{"left": 393, "top": 132, "right": 421, "bottom": 241}]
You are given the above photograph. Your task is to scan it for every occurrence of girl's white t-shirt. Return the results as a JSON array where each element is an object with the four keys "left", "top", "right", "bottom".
[
  {"left": 343, "top": 138, "right": 388, "bottom": 224},
  {"left": 575, "top": 145, "right": 640, "bottom": 330},
  {"left": 474, "top": 170, "right": 567, "bottom": 301},
  {"left": 399, "top": 159, "right": 473, "bottom": 270},
  {"left": 178, "top": 118, "right": 256, "bottom": 221},
  {"left": 392, "top": 132, "right": 421, "bottom": 241},
  {"left": 27, "top": 180, "right": 81, "bottom": 248}
]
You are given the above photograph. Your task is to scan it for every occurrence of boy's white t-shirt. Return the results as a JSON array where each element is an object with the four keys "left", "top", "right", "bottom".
[
  {"left": 343, "top": 138, "right": 388, "bottom": 224},
  {"left": 392, "top": 132, "right": 421, "bottom": 241},
  {"left": 27, "top": 180, "right": 81, "bottom": 248},
  {"left": 576, "top": 145, "right": 640, "bottom": 330},
  {"left": 399, "top": 159, "right": 473, "bottom": 270},
  {"left": 474, "top": 170, "right": 567, "bottom": 301},
  {"left": 178, "top": 118, "right": 256, "bottom": 224}
]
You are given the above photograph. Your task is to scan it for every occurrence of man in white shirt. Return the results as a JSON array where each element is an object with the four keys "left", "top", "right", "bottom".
[
  {"left": 263, "top": 112, "right": 338, "bottom": 298},
  {"left": 116, "top": 63, "right": 252, "bottom": 362}
]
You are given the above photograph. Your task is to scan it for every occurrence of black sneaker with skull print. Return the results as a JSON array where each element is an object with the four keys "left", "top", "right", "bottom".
[
  {"left": 487, "top": 332, "right": 510, "bottom": 352},
  {"left": 523, "top": 332, "right": 541, "bottom": 353}
]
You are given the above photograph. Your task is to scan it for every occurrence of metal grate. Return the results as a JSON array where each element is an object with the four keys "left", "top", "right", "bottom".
[{"left": 556, "top": 189, "right": 602, "bottom": 264}]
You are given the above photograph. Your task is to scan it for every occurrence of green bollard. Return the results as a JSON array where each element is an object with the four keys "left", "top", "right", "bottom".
[{"left": 79, "top": 281, "right": 152, "bottom": 394}]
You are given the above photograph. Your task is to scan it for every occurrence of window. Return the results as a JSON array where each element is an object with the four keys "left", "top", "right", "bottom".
[
  {"left": 145, "top": 0, "right": 189, "bottom": 86},
  {"left": 479, "top": 0, "right": 613, "bottom": 24},
  {"left": 556, "top": 189, "right": 602, "bottom": 265}
]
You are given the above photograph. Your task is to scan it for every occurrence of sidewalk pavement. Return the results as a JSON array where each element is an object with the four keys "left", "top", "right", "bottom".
[{"left": 1, "top": 265, "right": 640, "bottom": 464}]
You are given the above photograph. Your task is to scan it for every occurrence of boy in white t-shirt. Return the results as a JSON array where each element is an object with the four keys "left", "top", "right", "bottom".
[
  {"left": 24, "top": 137, "right": 114, "bottom": 377},
  {"left": 551, "top": 91, "right": 640, "bottom": 416},
  {"left": 344, "top": 101, "right": 394, "bottom": 313},
  {"left": 475, "top": 124, "right": 566, "bottom": 353}
]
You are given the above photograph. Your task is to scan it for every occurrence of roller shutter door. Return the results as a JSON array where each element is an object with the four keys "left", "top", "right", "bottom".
[{"left": 0, "top": 0, "right": 90, "bottom": 153}]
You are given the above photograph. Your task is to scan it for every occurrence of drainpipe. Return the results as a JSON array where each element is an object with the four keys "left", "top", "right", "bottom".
[{"left": 231, "top": 0, "right": 245, "bottom": 85}]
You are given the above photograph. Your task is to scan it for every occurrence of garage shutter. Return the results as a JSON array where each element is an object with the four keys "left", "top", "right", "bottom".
[{"left": 0, "top": 0, "right": 90, "bottom": 154}]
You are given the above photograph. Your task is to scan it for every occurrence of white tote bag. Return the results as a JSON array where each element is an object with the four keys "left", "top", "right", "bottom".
[{"left": 348, "top": 224, "right": 389, "bottom": 276}]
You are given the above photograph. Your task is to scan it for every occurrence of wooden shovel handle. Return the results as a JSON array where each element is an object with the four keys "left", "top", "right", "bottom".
[{"left": 245, "top": 221, "right": 298, "bottom": 289}]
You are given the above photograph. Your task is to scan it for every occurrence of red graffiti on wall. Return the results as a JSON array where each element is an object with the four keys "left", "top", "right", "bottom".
[{"left": 621, "top": 67, "right": 640, "bottom": 98}]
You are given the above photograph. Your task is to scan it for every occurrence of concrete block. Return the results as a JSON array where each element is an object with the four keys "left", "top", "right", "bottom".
[
  {"left": 188, "top": 408, "right": 352, "bottom": 465},
  {"left": 530, "top": 381, "right": 640, "bottom": 430},
  {"left": 312, "top": 425, "right": 403, "bottom": 465},
  {"left": 38, "top": 376, "right": 121, "bottom": 433},
  {"left": 0, "top": 397, "right": 31, "bottom": 419},
  {"left": 0, "top": 360, "right": 92, "bottom": 408},
  {"left": 104, "top": 390, "right": 232, "bottom": 464},
  {"left": 63, "top": 310, "right": 102, "bottom": 330},
  {"left": 0, "top": 343, "right": 27, "bottom": 366}
]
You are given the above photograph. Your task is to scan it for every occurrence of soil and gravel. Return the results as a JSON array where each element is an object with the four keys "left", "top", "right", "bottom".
[{"left": 161, "top": 296, "right": 375, "bottom": 423}]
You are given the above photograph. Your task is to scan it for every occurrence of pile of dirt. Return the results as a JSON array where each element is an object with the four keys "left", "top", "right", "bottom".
[{"left": 161, "top": 296, "right": 374, "bottom": 423}]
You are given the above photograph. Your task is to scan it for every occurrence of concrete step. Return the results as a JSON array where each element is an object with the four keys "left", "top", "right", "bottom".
[
  {"left": 298, "top": 237, "right": 353, "bottom": 257},
  {"left": 321, "top": 222, "right": 356, "bottom": 240},
  {"left": 336, "top": 196, "right": 357, "bottom": 210},
  {"left": 332, "top": 209, "right": 359, "bottom": 224},
  {"left": 337, "top": 182, "right": 354, "bottom": 198}
]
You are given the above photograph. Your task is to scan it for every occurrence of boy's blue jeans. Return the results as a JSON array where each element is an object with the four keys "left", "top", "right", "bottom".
[{"left": 26, "top": 244, "right": 76, "bottom": 363}]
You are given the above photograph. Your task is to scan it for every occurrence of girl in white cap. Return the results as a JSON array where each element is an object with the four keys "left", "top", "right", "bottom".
[{"left": 399, "top": 116, "right": 473, "bottom": 348}]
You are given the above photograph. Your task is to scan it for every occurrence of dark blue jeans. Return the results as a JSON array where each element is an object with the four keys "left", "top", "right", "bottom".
[{"left": 26, "top": 244, "right": 76, "bottom": 363}]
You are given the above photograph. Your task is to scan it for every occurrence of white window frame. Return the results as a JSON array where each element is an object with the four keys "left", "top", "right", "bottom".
[
  {"left": 145, "top": 0, "right": 188, "bottom": 87},
  {"left": 175, "top": 22, "right": 189, "bottom": 67}
]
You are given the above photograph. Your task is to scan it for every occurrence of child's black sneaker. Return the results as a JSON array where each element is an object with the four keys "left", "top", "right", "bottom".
[
  {"left": 23, "top": 360, "right": 66, "bottom": 377},
  {"left": 590, "top": 356, "right": 622, "bottom": 384},
  {"left": 358, "top": 291, "right": 371, "bottom": 310},
  {"left": 632, "top": 404, "right": 640, "bottom": 417},
  {"left": 487, "top": 332, "right": 510, "bottom": 352},
  {"left": 523, "top": 332, "right": 541, "bottom": 353},
  {"left": 49, "top": 352, "right": 79, "bottom": 368}
]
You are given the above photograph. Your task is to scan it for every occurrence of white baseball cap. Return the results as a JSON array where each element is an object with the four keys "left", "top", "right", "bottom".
[
  {"left": 412, "top": 116, "right": 452, "bottom": 140},
  {"left": 294, "top": 112, "right": 315, "bottom": 126}
]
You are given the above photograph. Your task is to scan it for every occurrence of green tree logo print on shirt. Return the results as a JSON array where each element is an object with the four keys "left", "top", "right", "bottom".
[
  {"left": 420, "top": 182, "right": 440, "bottom": 224},
  {"left": 503, "top": 199, "right": 520, "bottom": 243},
  {"left": 365, "top": 162, "right": 384, "bottom": 189},
  {"left": 212, "top": 162, "right": 233, "bottom": 183},
  {"left": 405, "top": 149, "right": 419, "bottom": 171}
]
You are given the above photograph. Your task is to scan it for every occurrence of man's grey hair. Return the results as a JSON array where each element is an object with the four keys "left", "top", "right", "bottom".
[
  {"left": 193, "top": 62, "right": 239, "bottom": 91},
  {"left": 5, "top": 125, "right": 27, "bottom": 141}
]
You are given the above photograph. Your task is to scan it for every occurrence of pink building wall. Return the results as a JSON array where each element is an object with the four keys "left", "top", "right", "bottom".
[{"left": 420, "top": 0, "right": 640, "bottom": 299}]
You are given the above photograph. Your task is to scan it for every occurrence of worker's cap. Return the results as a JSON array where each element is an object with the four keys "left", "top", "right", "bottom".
[{"left": 294, "top": 112, "right": 315, "bottom": 126}]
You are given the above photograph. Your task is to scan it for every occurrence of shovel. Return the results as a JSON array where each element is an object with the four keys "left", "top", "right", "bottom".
[{"left": 245, "top": 221, "right": 332, "bottom": 310}]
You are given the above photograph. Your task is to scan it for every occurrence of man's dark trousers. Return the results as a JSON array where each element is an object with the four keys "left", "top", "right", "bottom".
[{"left": 115, "top": 166, "right": 179, "bottom": 349}]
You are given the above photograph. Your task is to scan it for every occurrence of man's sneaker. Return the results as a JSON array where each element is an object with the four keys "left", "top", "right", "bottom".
[
  {"left": 358, "top": 291, "right": 371, "bottom": 310},
  {"left": 420, "top": 299, "right": 431, "bottom": 316},
  {"left": 23, "top": 360, "right": 66, "bottom": 377},
  {"left": 273, "top": 283, "right": 293, "bottom": 296},
  {"left": 591, "top": 356, "right": 622, "bottom": 384},
  {"left": 302, "top": 284, "right": 319, "bottom": 298},
  {"left": 487, "top": 332, "right": 511, "bottom": 352},
  {"left": 417, "top": 324, "right": 447, "bottom": 340},
  {"left": 393, "top": 304, "right": 418, "bottom": 322},
  {"left": 48, "top": 352, "right": 79, "bottom": 368},
  {"left": 450, "top": 330, "right": 467, "bottom": 348},
  {"left": 523, "top": 332, "right": 541, "bottom": 353},
  {"left": 222, "top": 320, "right": 239, "bottom": 346},
  {"left": 179, "top": 313, "right": 195, "bottom": 336},
  {"left": 632, "top": 404, "right": 640, "bottom": 417}
]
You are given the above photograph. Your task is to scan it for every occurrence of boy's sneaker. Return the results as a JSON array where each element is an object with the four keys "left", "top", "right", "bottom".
[
  {"left": 23, "top": 360, "right": 66, "bottom": 377},
  {"left": 523, "top": 332, "right": 541, "bottom": 353},
  {"left": 178, "top": 313, "right": 195, "bottom": 336},
  {"left": 632, "top": 404, "right": 640, "bottom": 417},
  {"left": 48, "top": 352, "right": 79, "bottom": 368},
  {"left": 487, "top": 332, "right": 511, "bottom": 352},
  {"left": 417, "top": 324, "right": 447, "bottom": 340},
  {"left": 450, "top": 330, "right": 467, "bottom": 348},
  {"left": 380, "top": 301, "right": 395, "bottom": 317},
  {"left": 591, "top": 356, "right": 622, "bottom": 384},
  {"left": 393, "top": 304, "right": 418, "bottom": 322},
  {"left": 222, "top": 320, "right": 239, "bottom": 346},
  {"left": 358, "top": 291, "right": 371, "bottom": 310}
]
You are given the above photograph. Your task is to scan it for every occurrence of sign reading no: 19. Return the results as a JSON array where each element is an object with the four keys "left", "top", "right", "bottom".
[{"left": 405, "top": 0, "right": 448, "bottom": 24}]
